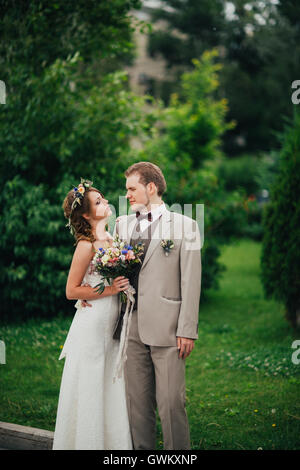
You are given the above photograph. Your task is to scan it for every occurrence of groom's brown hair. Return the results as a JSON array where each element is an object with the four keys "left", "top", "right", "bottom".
[{"left": 125, "top": 162, "right": 167, "bottom": 197}]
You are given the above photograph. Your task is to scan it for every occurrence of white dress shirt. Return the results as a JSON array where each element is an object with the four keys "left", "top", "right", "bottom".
[{"left": 138, "top": 202, "right": 167, "bottom": 233}]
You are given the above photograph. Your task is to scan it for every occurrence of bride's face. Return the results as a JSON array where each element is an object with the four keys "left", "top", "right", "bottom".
[{"left": 87, "top": 190, "right": 112, "bottom": 220}]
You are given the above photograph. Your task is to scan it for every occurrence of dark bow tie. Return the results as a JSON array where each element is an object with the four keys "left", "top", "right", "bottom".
[{"left": 136, "top": 211, "right": 153, "bottom": 222}]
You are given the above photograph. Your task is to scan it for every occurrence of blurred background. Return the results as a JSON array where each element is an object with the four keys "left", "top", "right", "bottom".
[{"left": 0, "top": 0, "right": 299, "bottom": 450}]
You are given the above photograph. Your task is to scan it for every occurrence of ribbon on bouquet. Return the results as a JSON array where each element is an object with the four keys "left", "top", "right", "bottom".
[{"left": 113, "top": 283, "right": 136, "bottom": 383}]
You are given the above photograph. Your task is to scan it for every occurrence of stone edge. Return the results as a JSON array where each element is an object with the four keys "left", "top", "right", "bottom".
[{"left": 0, "top": 421, "right": 54, "bottom": 450}]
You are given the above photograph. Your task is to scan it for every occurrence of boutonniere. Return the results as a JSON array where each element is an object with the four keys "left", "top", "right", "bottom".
[{"left": 160, "top": 239, "right": 174, "bottom": 256}]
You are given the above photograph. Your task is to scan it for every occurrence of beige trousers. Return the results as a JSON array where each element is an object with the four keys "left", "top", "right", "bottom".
[{"left": 124, "top": 309, "right": 190, "bottom": 450}]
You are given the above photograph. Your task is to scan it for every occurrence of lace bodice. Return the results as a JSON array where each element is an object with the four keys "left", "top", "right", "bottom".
[{"left": 82, "top": 258, "right": 110, "bottom": 289}]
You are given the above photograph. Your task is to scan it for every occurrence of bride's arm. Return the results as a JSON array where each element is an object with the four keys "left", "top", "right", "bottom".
[{"left": 65, "top": 240, "right": 128, "bottom": 300}]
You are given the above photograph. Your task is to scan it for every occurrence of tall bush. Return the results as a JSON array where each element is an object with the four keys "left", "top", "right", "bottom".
[{"left": 261, "top": 110, "right": 300, "bottom": 328}]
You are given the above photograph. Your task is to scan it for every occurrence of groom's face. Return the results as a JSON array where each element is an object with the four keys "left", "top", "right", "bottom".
[{"left": 125, "top": 173, "right": 150, "bottom": 213}]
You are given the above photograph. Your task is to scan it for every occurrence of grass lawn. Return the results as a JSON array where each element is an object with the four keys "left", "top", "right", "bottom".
[{"left": 0, "top": 239, "right": 299, "bottom": 450}]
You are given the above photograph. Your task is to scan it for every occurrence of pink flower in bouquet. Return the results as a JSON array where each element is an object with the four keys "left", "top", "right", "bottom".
[{"left": 125, "top": 250, "right": 135, "bottom": 261}]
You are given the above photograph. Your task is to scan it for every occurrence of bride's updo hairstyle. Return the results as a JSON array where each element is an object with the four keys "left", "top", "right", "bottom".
[{"left": 63, "top": 179, "right": 103, "bottom": 245}]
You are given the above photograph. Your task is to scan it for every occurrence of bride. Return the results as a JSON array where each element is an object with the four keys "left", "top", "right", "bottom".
[{"left": 52, "top": 180, "right": 132, "bottom": 450}]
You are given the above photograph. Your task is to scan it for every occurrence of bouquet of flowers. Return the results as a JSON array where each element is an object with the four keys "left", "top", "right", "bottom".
[
  {"left": 92, "top": 234, "right": 144, "bottom": 304},
  {"left": 92, "top": 235, "right": 145, "bottom": 381}
]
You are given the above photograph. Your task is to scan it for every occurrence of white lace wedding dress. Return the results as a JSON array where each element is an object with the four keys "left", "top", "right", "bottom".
[{"left": 52, "top": 258, "right": 133, "bottom": 450}]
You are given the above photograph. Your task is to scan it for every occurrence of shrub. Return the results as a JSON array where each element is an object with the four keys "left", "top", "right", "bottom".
[
  {"left": 260, "top": 110, "right": 300, "bottom": 328},
  {"left": 0, "top": 56, "right": 152, "bottom": 322}
]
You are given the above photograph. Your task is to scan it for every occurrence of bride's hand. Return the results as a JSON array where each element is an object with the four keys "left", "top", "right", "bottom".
[
  {"left": 111, "top": 276, "right": 130, "bottom": 295},
  {"left": 81, "top": 284, "right": 92, "bottom": 308}
]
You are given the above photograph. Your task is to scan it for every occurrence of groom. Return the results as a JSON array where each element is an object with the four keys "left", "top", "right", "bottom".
[{"left": 114, "top": 161, "right": 201, "bottom": 450}]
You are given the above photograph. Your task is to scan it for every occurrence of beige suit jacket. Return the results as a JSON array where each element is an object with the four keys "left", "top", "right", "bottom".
[{"left": 113, "top": 209, "right": 201, "bottom": 347}]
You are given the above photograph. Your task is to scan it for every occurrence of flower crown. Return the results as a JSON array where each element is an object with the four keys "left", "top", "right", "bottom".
[{"left": 66, "top": 178, "right": 93, "bottom": 235}]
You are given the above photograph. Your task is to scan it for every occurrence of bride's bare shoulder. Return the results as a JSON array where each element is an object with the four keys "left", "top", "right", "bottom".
[
  {"left": 71, "top": 239, "right": 94, "bottom": 263},
  {"left": 76, "top": 238, "right": 93, "bottom": 246}
]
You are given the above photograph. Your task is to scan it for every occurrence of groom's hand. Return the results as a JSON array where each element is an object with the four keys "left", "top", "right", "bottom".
[{"left": 177, "top": 337, "right": 194, "bottom": 359}]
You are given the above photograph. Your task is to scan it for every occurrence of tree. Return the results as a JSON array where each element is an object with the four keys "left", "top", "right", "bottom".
[
  {"left": 0, "top": 1, "right": 154, "bottom": 322},
  {"left": 261, "top": 109, "right": 300, "bottom": 328},
  {"left": 0, "top": 55, "right": 153, "bottom": 322},
  {"left": 0, "top": 0, "right": 141, "bottom": 78},
  {"left": 146, "top": 0, "right": 300, "bottom": 153},
  {"left": 148, "top": 0, "right": 225, "bottom": 67},
  {"left": 221, "top": 0, "right": 300, "bottom": 154}
]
